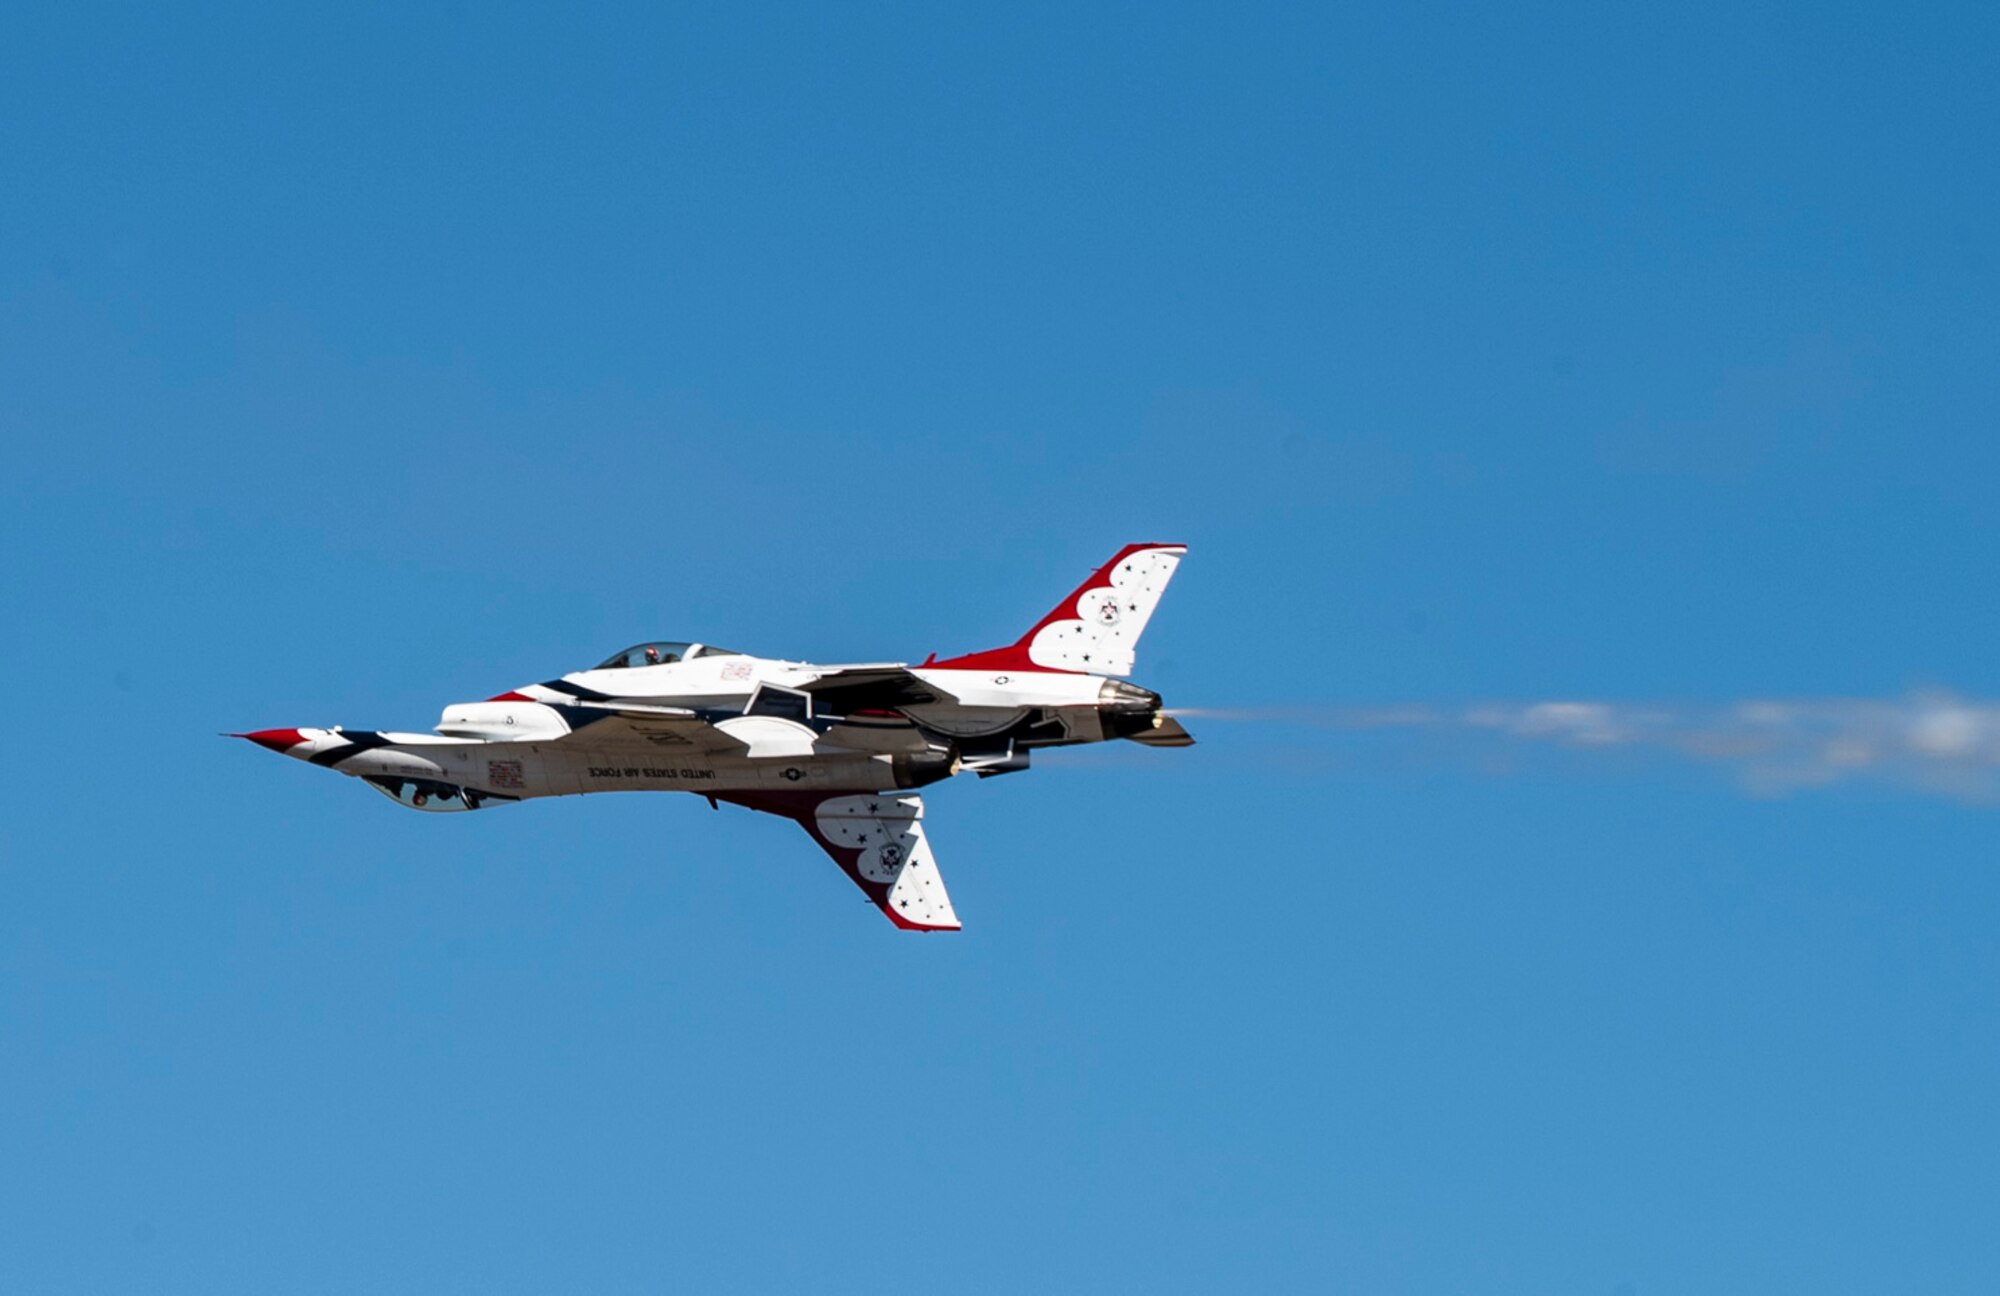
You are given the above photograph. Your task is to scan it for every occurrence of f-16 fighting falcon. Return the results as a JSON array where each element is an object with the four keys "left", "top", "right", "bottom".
[{"left": 234, "top": 544, "right": 1192, "bottom": 931}]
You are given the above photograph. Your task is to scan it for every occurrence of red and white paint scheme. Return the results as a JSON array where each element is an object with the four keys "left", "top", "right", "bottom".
[{"left": 234, "top": 543, "right": 1192, "bottom": 931}]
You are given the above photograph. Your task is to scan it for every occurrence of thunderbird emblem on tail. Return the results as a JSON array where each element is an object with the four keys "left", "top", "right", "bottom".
[{"left": 233, "top": 544, "right": 1193, "bottom": 931}]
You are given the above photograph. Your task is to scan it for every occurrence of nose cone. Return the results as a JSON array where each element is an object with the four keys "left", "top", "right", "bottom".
[{"left": 233, "top": 728, "right": 309, "bottom": 754}]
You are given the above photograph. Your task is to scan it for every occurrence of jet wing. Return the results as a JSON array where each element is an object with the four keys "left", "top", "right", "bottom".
[
  {"left": 553, "top": 704, "right": 749, "bottom": 754},
  {"left": 800, "top": 666, "right": 945, "bottom": 714},
  {"left": 716, "top": 790, "right": 961, "bottom": 931}
]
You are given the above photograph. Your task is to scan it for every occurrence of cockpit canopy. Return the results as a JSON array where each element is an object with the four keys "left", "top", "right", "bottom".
[{"left": 591, "top": 641, "right": 744, "bottom": 670}]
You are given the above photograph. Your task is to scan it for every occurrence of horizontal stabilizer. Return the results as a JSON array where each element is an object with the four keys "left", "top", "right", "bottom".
[{"left": 1127, "top": 716, "right": 1195, "bottom": 747}]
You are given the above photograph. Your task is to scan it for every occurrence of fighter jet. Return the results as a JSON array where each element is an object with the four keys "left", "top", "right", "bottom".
[{"left": 234, "top": 543, "right": 1192, "bottom": 931}]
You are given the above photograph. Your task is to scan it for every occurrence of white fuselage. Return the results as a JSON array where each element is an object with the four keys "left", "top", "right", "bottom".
[
  {"left": 234, "top": 541, "right": 1194, "bottom": 931},
  {"left": 244, "top": 652, "right": 1168, "bottom": 811}
]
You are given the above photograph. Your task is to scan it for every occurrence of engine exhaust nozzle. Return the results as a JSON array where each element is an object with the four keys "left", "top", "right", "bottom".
[{"left": 1097, "top": 680, "right": 1163, "bottom": 714}]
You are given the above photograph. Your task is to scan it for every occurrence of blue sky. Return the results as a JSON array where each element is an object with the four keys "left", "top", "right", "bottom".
[{"left": 4, "top": 3, "right": 1998, "bottom": 1291}]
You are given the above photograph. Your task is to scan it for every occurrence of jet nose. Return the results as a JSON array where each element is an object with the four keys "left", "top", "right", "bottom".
[{"left": 232, "top": 728, "right": 309, "bottom": 754}]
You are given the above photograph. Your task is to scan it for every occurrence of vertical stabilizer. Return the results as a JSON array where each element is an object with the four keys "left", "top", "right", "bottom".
[{"left": 933, "top": 543, "right": 1187, "bottom": 676}]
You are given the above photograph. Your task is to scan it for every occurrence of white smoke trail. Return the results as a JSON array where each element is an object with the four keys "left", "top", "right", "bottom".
[{"left": 1171, "top": 694, "right": 2000, "bottom": 803}]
